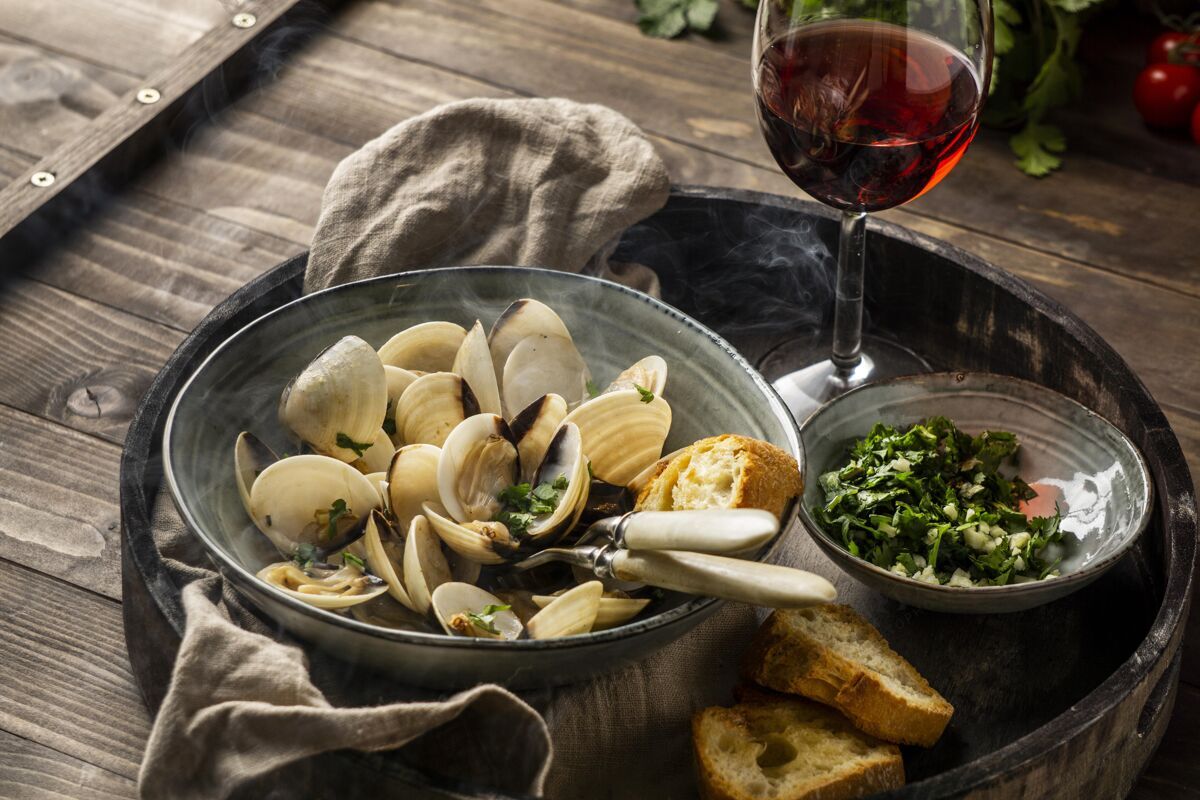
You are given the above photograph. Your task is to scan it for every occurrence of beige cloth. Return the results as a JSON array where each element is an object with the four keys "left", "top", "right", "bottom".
[
  {"left": 143, "top": 97, "right": 780, "bottom": 799},
  {"left": 303, "top": 97, "right": 670, "bottom": 295}
]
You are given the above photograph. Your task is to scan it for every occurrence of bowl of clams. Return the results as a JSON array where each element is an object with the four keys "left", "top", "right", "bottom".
[{"left": 164, "top": 267, "right": 817, "bottom": 688}]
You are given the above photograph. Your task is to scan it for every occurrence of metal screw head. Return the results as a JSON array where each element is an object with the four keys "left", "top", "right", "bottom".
[
  {"left": 30, "top": 171, "right": 55, "bottom": 188},
  {"left": 232, "top": 12, "right": 257, "bottom": 28},
  {"left": 136, "top": 87, "right": 161, "bottom": 104}
]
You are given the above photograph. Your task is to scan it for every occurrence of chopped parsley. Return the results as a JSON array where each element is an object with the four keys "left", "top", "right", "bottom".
[
  {"left": 812, "top": 417, "right": 1066, "bottom": 587},
  {"left": 292, "top": 542, "right": 317, "bottom": 570},
  {"left": 465, "top": 604, "right": 512, "bottom": 635},
  {"left": 634, "top": 384, "right": 654, "bottom": 403},
  {"left": 342, "top": 550, "right": 366, "bottom": 570},
  {"left": 494, "top": 474, "right": 570, "bottom": 537},
  {"left": 319, "top": 498, "right": 349, "bottom": 541},
  {"left": 335, "top": 432, "right": 374, "bottom": 457},
  {"left": 586, "top": 379, "right": 601, "bottom": 399}
]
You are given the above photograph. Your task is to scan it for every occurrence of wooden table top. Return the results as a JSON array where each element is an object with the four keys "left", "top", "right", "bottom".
[{"left": 0, "top": 1, "right": 1195, "bottom": 797}]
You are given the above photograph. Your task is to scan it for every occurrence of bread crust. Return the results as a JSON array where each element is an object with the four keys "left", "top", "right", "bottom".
[
  {"left": 634, "top": 434, "right": 802, "bottom": 519},
  {"left": 692, "top": 701, "right": 905, "bottom": 800},
  {"left": 742, "top": 606, "right": 954, "bottom": 747}
]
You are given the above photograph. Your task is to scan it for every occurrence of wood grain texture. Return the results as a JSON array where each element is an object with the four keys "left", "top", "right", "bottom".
[
  {"left": 0, "top": 278, "right": 181, "bottom": 444},
  {"left": 0, "top": 560, "right": 148, "bottom": 780},
  {"left": 1130, "top": 682, "right": 1200, "bottom": 800},
  {"left": 0, "top": 729, "right": 135, "bottom": 800},
  {"left": 0, "top": 404, "right": 123, "bottom": 599}
]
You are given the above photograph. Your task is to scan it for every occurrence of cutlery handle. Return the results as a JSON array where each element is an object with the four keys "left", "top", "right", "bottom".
[
  {"left": 617, "top": 509, "right": 779, "bottom": 554},
  {"left": 607, "top": 549, "right": 836, "bottom": 608}
]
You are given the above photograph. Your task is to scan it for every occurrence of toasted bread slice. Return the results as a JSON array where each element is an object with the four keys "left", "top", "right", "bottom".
[
  {"left": 634, "top": 434, "right": 802, "bottom": 520},
  {"left": 743, "top": 606, "right": 953, "bottom": 747},
  {"left": 692, "top": 698, "right": 904, "bottom": 800}
]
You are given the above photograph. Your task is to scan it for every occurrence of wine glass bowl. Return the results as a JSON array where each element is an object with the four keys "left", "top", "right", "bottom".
[{"left": 752, "top": 0, "right": 992, "bottom": 420}]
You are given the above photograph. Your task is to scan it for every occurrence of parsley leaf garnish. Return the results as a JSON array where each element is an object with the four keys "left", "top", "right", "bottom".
[
  {"left": 342, "top": 550, "right": 366, "bottom": 570},
  {"left": 466, "top": 604, "right": 512, "bottom": 635},
  {"left": 292, "top": 542, "right": 317, "bottom": 570},
  {"left": 586, "top": 379, "right": 601, "bottom": 399},
  {"left": 494, "top": 475, "right": 570, "bottom": 537},
  {"left": 335, "top": 432, "right": 374, "bottom": 457},
  {"left": 321, "top": 498, "right": 349, "bottom": 541},
  {"left": 634, "top": 384, "right": 654, "bottom": 403},
  {"left": 636, "top": 0, "right": 718, "bottom": 38}
]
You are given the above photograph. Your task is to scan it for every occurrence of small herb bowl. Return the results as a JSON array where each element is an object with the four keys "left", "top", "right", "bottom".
[{"left": 798, "top": 372, "right": 1153, "bottom": 613}]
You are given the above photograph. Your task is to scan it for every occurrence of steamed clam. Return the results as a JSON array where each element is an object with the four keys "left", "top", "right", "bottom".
[{"left": 233, "top": 298, "right": 683, "bottom": 638}]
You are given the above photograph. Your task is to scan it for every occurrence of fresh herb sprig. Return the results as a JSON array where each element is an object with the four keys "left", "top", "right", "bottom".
[
  {"left": 465, "top": 604, "right": 513, "bottom": 635},
  {"left": 494, "top": 475, "right": 570, "bottom": 538},
  {"left": 336, "top": 432, "right": 374, "bottom": 457},
  {"left": 812, "top": 417, "right": 1066, "bottom": 586}
]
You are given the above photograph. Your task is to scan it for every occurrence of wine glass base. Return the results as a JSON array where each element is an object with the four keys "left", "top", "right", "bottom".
[{"left": 758, "top": 335, "right": 931, "bottom": 425}]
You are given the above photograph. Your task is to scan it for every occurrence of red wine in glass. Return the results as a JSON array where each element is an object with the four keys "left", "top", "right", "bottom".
[{"left": 756, "top": 20, "right": 983, "bottom": 213}]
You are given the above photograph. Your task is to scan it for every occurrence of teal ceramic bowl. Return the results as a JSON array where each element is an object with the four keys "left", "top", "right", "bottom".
[
  {"left": 163, "top": 267, "right": 802, "bottom": 688},
  {"left": 799, "top": 372, "right": 1153, "bottom": 613}
]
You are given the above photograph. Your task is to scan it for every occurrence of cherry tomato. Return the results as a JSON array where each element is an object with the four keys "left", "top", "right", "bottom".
[
  {"left": 1148, "top": 32, "right": 1200, "bottom": 67},
  {"left": 1192, "top": 101, "right": 1200, "bottom": 145},
  {"left": 1133, "top": 64, "right": 1200, "bottom": 128}
]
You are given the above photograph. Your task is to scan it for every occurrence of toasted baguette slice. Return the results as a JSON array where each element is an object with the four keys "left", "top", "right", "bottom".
[
  {"left": 743, "top": 605, "right": 953, "bottom": 747},
  {"left": 634, "top": 434, "right": 802, "bottom": 520},
  {"left": 692, "top": 698, "right": 904, "bottom": 800}
]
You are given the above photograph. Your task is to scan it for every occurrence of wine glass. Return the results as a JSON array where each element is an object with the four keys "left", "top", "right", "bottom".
[{"left": 752, "top": 0, "right": 992, "bottom": 420}]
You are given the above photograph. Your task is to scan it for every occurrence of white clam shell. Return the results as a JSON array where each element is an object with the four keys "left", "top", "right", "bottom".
[
  {"left": 563, "top": 389, "right": 672, "bottom": 486},
  {"left": 386, "top": 443, "right": 442, "bottom": 534},
  {"left": 396, "top": 372, "right": 480, "bottom": 447},
  {"left": 526, "top": 581, "right": 603, "bottom": 639},
  {"left": 362, "top": 510, "right": 415, "bottom": 611},
  {"left": 604, "top": 355, "right": 667, "bottom": 396},
  {"left": 402, "top": 514, "right": 452, "bottom": 615},
  {"left": 436, "top": 414, "right": 519, "bottom": 524},
  {"left": 364, "top": 471, "right": 389, "bottom": 511},
  {"left": 248, "top": 454, "right": 381, "bottom": 556},
  {"left": 378, "top": 321, "right": 466, "bottom": 372},
  {"left": 257, "top": 561, "right": 388, "bottom": 609},
  {"left": 431, "top": 582, "right": 523, "bottom": 639},
  {"left": 509, "top": 393, "right": 568, "bottom": 484},
  {"left": 234, "top": 431, "right": 277, "bottom": 519},
  {"left": 488, "top": 298, "right": 573, "bottom": 387},
  {"left": 502, "top": 333, "right": 591, "bottom": 415},
  {"left": 525, "top": 423, "right": 590, "bottom": 542},
  {"left": 531, "top": 594, "right": 650, "bottom": 631},
  {"left": 422, "top": 502, "right": 514, "bottom": 565},
  {"left": 452, "top": 320, "right": 502, "bottom": 416},
  {"left": 384, "top": 365, "right": 420, "bottom": 445},
  {"left": 279, "top": 336, "right": 387, "bottom": 463},
  {"left": 351, "top": 428, "right": 395, "bottom": 474}
]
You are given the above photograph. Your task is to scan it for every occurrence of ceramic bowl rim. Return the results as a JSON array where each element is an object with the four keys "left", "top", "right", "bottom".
[
  {"left": 797, "top": 370, "right": 1154, "bottom": 599},
  {"left": 163, "top": 265, "right": 803, "bottom": 651}
]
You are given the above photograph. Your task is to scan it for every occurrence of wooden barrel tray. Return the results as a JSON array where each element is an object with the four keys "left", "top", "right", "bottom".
[{"left": 120, "top": 186, "right": 1196, "bottom": 798}]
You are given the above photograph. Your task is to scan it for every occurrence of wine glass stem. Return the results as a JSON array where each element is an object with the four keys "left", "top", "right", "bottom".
[{"left": 831, "top": 209, "right": 867, "bottom": 371}]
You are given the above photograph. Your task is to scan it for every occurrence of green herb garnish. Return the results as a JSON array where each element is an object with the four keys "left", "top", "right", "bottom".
[
  {"left": 336, "top": 432, "right": 374, "bottom": 457},
  {"left": 293, "top": 542, "right": 317, "bottom": 570},
  {"left": 321, "top": 498, "right": 349, "bottom": 541},
  {"left": 342, "top": 550, "right": 366, "bottom": 570},
  {"left": 586, "top": 379, "right": 601, "bottom": 398},
  {"left": 465, "top": 603, "right": 512, "bottom": 635},
  {"left": 811, "top": 417, "right": 1066, "bottom": 587},
  {"left": 494, "top": 474, "right": 570, "bottom": 537},
  {"left": 634, "top": 384, "right": 654, "bottom": 403}
]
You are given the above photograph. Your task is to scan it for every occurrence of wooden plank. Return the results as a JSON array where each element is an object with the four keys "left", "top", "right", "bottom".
[
  {"left": 0, "top": 405, "right": 123, "bottom": 599},
  {"left": 0, "top": 729, "right": 135, "bottom": 800},
  {"left": 0, "top": 37, "right": 135, "bottom": 156},
  {"left": 0, "top": 278, "right": 182, "bottom": 444},
  {"left": 0, "top": 560, "right": 148, "bottom": 780},
  {"left": 329, "top": 0, "right": 1199, "bottom": 296},
  {"left": 1130, "top": 682, "right": 1200, "bottom": 800},
  {"left": 0, "top": 0, "right": 331, "bottom": 255}
]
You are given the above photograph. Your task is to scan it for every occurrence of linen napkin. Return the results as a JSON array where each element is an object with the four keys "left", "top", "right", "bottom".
[{"left": 143, "top": 97, "right": 781, "bottom": 799}]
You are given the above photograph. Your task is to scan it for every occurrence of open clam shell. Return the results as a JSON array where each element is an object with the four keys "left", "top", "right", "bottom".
[
  {"left": 526, "top": 581, "right": 603, "bottom": 639},
  {"left": 604, "top": 355, "right": 667, "bottom": 396},
  {"left": 436, "top": 413, "right": 519, "bottom": 524},
  {"left": 234, "top": 431, "right": 277, "bottom": 519},
  {"left": 431, "top": 582, "right": 523, "bottom": 640},
  {"left": 502, "top": 333, "right": 591, "bottom": 415},
  {"left": 378, "top": 321, "right": 466, "bottom": 373},
  {"left": 488, "top": 299, "right": 573, "bottom": 385},
  {"left": 248, "top": 454, "right": 381, "bottom": 556},
  {"left": 362, "top": 509, "right": 416, "bottom": 611},
  {"left": 509, "top": 393, "right": 568, "bottom": 484},
  {"left": 402, "top": 514, "right": 452, "bottom": 615},
  {"left": 384, "top": 365, "right": 421, "bottom": 445},
  {"left": 257, "top": 561, "right": 388, "bottom": 609},
  {"left": 563, "top": 389, "right": 672, "bottom": 486},
  {"left": 531, "top": 593, "right": 650, "bottom": 631},
  {"left": 525, "top": 422, "right": 590, "bottom": 543},
  {"left": 279, "top": 336, "right": 388, "bottom": 463},
  {"left": 387, "top": 443, "right": 442, "bottom": 534},
  {"left": 422, "top": 502, "right": 516, "bottom": 565},
  {"left": 452, "top": 320, "right": 502, "bottom": 416},
  {"left": 396, "top": 372, "right": 480, "bottom": 447}
]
